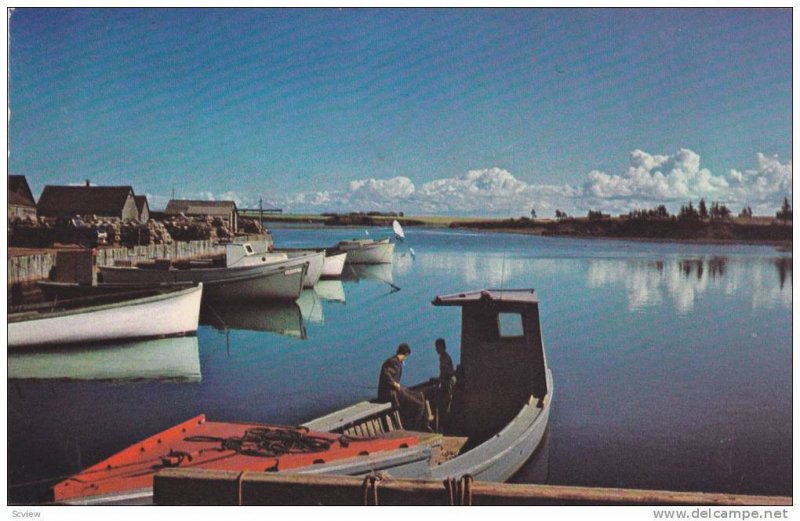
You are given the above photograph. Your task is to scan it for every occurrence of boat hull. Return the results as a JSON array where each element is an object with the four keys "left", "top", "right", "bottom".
[
  {"left": 99, "top": 262, "right": 306, "bottom": 301},
  {"left": 428, "top": 370, "right": 553, "bottom": 482},
  {"left": 8, "top": 284, "right": 203, "bottom": 348},
  {"left": 336, "top": 239, "right": 395, "bottom": 264},
  {"left": 321, "top": 252, "right": 347, "bottom": 278}
]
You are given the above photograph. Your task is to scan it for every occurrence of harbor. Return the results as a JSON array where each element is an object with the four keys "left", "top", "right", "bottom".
[
  {"left": 7, "top": 225, "right": 792, "bottom": 505},
  {"left": 6, "top": 7, "right": 793, "bottom": 514}
]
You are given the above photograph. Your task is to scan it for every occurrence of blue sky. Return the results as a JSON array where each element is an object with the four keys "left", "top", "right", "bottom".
[{"left": 8, "top": 8, "right": 792, "bottom": 215}]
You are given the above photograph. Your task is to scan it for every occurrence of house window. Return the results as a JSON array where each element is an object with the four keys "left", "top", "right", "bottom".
[{"left": 497, "top": 313, "right": 524, "bottom": 338}]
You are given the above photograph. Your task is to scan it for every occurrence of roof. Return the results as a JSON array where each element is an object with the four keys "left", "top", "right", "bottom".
[
  {"left": 432, "top": 289, "right": 539, "bottom": 306},
  {"left": 37, "top": 186, "right": 134, "bottom": 216},
  {"left": 8, "top": 176, "right": 36, "bottom": 207},
  {"left": 165, "top": 199, "right": 238, "bottom": 217},
  {"left": 134, "top": 195, "right": 149, "bottom": 213}
]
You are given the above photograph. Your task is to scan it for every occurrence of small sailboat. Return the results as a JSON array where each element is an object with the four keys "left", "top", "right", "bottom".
[{"left": 392, "top": 220, "right": 405, "bottom": 241}]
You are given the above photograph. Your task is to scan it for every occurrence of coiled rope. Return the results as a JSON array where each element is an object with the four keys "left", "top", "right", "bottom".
[{"left": 184, "top": 426, "right": 345, "bottom": 458}]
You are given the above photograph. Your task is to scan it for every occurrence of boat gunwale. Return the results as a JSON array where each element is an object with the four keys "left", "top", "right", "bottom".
[{"left": 7, "top": 284, "right": 203, "bottom": 323}]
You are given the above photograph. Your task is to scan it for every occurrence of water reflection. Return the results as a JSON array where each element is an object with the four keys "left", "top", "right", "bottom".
[
  {"left": 201, "top": 301, "right": 306, "bottom": 339},
  {"left": 315, "top": 280, "right": 346, "bottom": 303},
  {"left": 297, "top": 290, "right": 324, "bottom": 324},
  {"left": 8, "top": 336, "right": 201, "bottom": 382},
  {"left": 342, "top": 263, "right": 395, "bottom": 286},
  {"left": 587, "top": 256, "right": 792, "bottom": 313}
]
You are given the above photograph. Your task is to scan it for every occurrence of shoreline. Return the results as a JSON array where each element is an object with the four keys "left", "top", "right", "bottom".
[{"left": 262, "top": 220, "right": 792, "bottom": 249}]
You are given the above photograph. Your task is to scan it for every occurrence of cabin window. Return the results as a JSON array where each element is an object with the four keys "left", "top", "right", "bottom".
[
  {"left": 497, "top": 312, "right": 524, "bottom": 338},
  {"left": 244, "top": 244, "right": 254, "bottom": 255}
]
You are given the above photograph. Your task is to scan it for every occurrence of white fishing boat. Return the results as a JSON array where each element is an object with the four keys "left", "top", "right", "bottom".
[
  {"left": 8, "top": 284, "right": 203, "bottom": 348},
  {"left": 273, "top": 248, "right": 347, "bottom": 279},
  {"left": 235, "top": 243, "right": 324, "bottom": 288},
  {"left": 8, "top": 336, "right": 201, "bottom": 382},
  {"left": 98, "top": 251, "right": 307, "bottom": 302},
  {"left": 331, "top": 237, "right": 395, "bottom": 264}
]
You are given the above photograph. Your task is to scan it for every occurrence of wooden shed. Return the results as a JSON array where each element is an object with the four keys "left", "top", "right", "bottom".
[
  {"left": 37, "top": 185, "right": 139, "bottom": 221},
  {"left": 165, "top": 199, "right": 239, "bottom": 233},
  {"left": 135, "top": 195, "right": 150, "bottom": 222},
  {"left": 8, "top": 175, "right": 37, "bottom": 220}
]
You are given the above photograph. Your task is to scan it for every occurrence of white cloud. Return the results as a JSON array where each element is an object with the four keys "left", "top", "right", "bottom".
[
  {"left": 147, "top": 149, "right": 791, "bottom": 216},
  {"left": 584, "top": 148, "right": 730, "bottom": 201}
]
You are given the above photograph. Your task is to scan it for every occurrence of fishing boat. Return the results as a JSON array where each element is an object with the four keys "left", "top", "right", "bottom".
[
  {"left": 330, "top": 237, "right": 395, "bottom": 264},
  {"left": 300, "top": 289, "right": 552, "bottom": 483},
  {"left": 235, "top": 242, "right": 324, "bottom": 288},
  {"left": 8, "top": 284, "right": 203, "bottom": 349},
  {"left": 52, "top": 416, "right": 422, "bottom": 505},
  {"left": 53, "top": 288, "right": 550, "bottom": 504},
  {"left": 8, "top": 336, "right": 201, "bottom": 382},
  {"left": 98, "top": 247, "right": 307, "bottom": 302}
]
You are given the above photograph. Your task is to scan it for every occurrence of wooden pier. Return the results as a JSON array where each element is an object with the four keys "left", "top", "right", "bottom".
[{"left": 153, "top": 469, "right": 792, "bottom": 506}]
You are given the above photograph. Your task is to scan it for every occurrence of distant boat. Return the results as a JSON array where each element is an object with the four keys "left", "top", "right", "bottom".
[
  {"left": 8, "top": 336, "right": 201, "bottom": 382},
  {"left": 392, "top": 220, "right": 405, "bottom": 241},
  {"left": 8, "top": 284, "right": 203, "bottom": 348},
  {"left": 331, "top": 237, "right": 395, "bottom": 264},
  {"left": 98, "top": 245, "right": 307, "bottom": 302}
]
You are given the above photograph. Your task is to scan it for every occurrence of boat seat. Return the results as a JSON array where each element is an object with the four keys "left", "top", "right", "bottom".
[{"left": 301, "top": 401, "right": 393, "bottom": 432}]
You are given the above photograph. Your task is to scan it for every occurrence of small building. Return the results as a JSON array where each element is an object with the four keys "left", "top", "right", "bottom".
[
  {"left": 165, "top": 199, "right": 239, "bottom": 233},
  {"left": 8, "top": 175, "right": 37, "bottom": 220},
  {"left": 134, "top": 195, "right": 150, "bottom": 222},
  {"left": 37, "top": 185, "right": 139, "bottom": 221}
]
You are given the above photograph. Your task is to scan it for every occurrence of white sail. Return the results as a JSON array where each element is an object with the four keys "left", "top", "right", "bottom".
[{"left": 392, "top": 220, "right": 405, "bottom": 240}]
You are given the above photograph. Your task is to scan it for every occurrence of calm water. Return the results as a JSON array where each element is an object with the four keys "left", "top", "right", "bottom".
[{"left": 8, "top": 227, "right": 792, "bottom": 502}]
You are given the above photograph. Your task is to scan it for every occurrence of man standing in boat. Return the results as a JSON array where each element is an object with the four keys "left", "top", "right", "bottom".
[
  {"left": 378, "top": 343, "right": 430, "bottom": 430},
  {"left": 435, "top": 337, "right": 457, "bottom": 416}
]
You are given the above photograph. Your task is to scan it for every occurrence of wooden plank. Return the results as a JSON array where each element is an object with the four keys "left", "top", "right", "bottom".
[{"left": 154, "top": 469, "right": 792, "bottom": 506}]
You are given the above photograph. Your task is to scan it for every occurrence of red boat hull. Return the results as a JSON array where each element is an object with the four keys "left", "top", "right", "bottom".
[{"left": 53, "top": 414, "right": 417, "bottom": 502}]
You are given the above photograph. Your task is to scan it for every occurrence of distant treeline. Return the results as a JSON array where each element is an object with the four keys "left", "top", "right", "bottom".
[
  {"left": 452, "top": 216, "right": 792, "bottom": 243},
  {"left": 323, "top": 212, "right": 425, "bottom": 227}
]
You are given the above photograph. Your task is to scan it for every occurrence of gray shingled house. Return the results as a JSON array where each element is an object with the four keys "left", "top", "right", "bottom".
[{"left": 37, "top": 185, "right": 139, "bottom": 221}]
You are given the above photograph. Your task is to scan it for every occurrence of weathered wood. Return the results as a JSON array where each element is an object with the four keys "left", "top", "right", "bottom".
[{"left": 153, "top": 469, "right": 792, "bottom": 506}]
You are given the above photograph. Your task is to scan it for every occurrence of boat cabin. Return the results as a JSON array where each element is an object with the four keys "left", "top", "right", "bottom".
[
  {"left": 225, "top": 242, "right": 285, "bottom": 268},
  {"left": 432, "top": 289, "right": 549, "bottom": 440}
]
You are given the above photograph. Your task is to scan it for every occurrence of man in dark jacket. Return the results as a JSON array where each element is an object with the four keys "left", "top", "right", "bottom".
[
  {"left": 377, "top": 343, "right": 429, "bottom": 429},
  {"left": 435, "top": 338, "right": 457, "bottom": 416}
]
